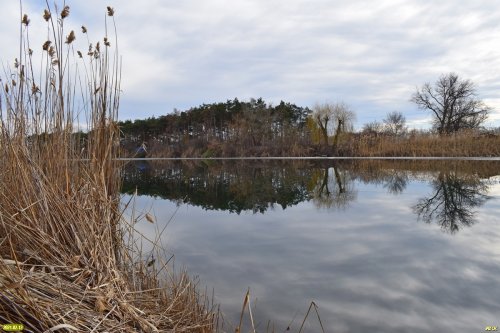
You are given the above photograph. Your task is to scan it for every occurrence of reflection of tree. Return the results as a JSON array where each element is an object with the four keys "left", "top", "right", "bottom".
[
  {"left": 349, "top": 165, "right": 409, "bottom": 195},
  {"left": 413, "top": 172, "right": 491, "bottom": 234},
  {"left": 121, "top": 161, "right": 312, "bottom": 214},
  {"left": 121, "top": 160, "right": 498, "bottom": 219},
  {"left": 383, "top": 170, "right": 408, "bottom": 195},
  {"left": 311, "top": 167, "right": 356, "bottom": 210}
]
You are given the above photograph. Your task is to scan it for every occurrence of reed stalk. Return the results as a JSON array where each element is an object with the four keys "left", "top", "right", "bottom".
[{"left": 0, "top": 2, "right": 215, "bottom": 331}]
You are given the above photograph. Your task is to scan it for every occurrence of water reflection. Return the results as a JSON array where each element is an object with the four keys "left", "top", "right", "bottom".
[
  {"left": 122, "top": 160, "right": 313, "bottom": 213},
  {"left": 384, "top": 170, "right": 409, "bottom": 195},
  {"left": 121, "top": 159, "right": 500, "bottom": 332},
  {"left": 122, "top": 159, "right": 499, "bottom": 233},
  {"left": 413, "top": 171, "right": 492, "bottom": 233},
  {"left": 311, "top": 167, "right": 357, "bottom": 210}
]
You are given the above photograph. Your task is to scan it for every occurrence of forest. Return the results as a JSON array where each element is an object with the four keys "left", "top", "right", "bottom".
[
  {"left": 119, "top": 98, "right": 314, "bottom": 157},
  {"left": 119, "top": 96, "right": 500, "bottom": 158}
]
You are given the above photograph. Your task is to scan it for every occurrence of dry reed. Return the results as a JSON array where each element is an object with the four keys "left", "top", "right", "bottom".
[
  {"left": 352, "top": 130, "right": 500, "bottom": 157},
  {"left": 0, "top": 2, "right": 214, "bottom": 332}
]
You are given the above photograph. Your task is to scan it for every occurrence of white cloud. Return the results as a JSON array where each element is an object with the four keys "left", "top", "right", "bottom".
[{"left": 2, "top": 0, "right": 500, "bottom": 125}]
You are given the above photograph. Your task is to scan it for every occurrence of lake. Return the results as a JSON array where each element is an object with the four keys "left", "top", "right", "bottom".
[{"left": 121, "top": 159, "right": 500, "bottom": 332}]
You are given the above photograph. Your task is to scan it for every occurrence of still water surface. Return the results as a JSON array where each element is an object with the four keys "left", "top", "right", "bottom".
[{"left": 122, "top": 159, "right": 500, "bottom": 332}]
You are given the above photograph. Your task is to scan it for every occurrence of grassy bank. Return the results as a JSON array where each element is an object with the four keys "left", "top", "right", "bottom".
[
  {"left": 122, "top": 130, "right": 500, "bottom": 158},
  {"left": 0, "top": 4, "right": 214, "bottom": 332},
  {"left": 350, "top": 130, "right": 500, "bottom": 157}
]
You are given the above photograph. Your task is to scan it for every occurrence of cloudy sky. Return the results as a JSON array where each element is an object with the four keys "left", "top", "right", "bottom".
[{"left": 2, "top": 0, "right": 500, "bottom": 128}]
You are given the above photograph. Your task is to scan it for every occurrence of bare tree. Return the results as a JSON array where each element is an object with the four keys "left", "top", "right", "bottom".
[
  {"left": 312, "top": 102, "right": 356, "bottom": 147},
  {"left": 362, "top": 121, "right": 384, "bottom": 135},
  {"left": 383, "top": 111, "right": 407, "bottom": 136},
  {"left": 411, "top": 73, "right": 490, "bottom": 134},
  {"left": 312, "top": 103, "right": 333, "bottom": 145}
]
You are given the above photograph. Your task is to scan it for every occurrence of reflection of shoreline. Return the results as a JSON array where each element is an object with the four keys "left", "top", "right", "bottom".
[{"left": 122, "top": 159, "right": 498, "bottom": 232}]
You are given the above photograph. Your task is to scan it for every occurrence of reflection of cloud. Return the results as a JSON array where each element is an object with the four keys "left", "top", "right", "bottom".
[
  {"left": 487, "top": 183, "right": 500, "bottom": 197},
  {"left": 125, "top": 176, "right": 500, "bottom": 332}
]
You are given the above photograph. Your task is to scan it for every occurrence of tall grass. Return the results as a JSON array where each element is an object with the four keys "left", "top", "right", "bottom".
[
  {"left": 0, "top": 2, "right": 214, "bottom": 331},
  {"left": 351, "top": 130, "right": 500, "bottom": 157}
]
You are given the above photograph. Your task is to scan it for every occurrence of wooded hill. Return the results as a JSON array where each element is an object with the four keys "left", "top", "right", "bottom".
[
  {"left": 119, "top": 98, "right": 317, "bottom": 157},
  {"left": 118, "top": 98, "right": 500, "bottom": 158}
]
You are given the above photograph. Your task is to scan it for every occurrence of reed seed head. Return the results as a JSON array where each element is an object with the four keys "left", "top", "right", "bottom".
[
  {"left": 43, "top": 9, "right": 51, "bottom": 21},
  {"left": 14, "top": 58, "right": 19, "bottom": 68},
  {"left": 81, "top": 26, "right": 87, "bottom": 33},
  {"left": 104, "top": 37, "right": 110, "bottom": 47},
  {"left": 12, "top": 80, "right": 16, "bottom": 87},
  {"left": 65, "top": 31, "right": 76, "bottom": 44},
  {"left": 31, "top": 83, "right": 39, "bottom": 95},
  {"left": 145, "top": 213, "right": 155, "bottom": 223},
  {"left": 77, "top": 50, "right": 83, "bottom": 58},
  {"left": 61, "top": 6, "right": 70, "bottom": 19},
  {"left": 95, "top": 42, "right": 100, "bottom": 52},
  {"left": 22, "top": 14, "right": 30, "bottom": 26},
  {"left": 107, "top": 6, "right": 114, "bottom": 16},
  {"left": 43, "top": 40, "right": 52, "bottom": 51},
  {"left": 4, "top": 83, "right": 8, "bottom": 93},
  {"left": 28, "top": 48, "right": 33, "bottom": 56},
  {"left": 48, "top": 46, "right": 55, "bottom": 58}
]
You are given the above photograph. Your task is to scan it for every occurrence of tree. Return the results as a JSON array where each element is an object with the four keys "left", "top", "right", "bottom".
[
  {"left": 311, "top": 102, "right": 356, "bottom": 146},
  {"left": 411, "top": 73, "right": 490, "bottom": 134},
  {"left": 362, "top": 121, "right": 384, "bottom": 135},
  {"left": 383, "top": 111, "right": 407, "bottom": 136}
]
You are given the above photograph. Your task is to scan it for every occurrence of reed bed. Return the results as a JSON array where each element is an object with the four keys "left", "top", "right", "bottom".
[
  {"left": 352, "top": 130, "right": 500, "bottom": 157},
  {"left": 0, "top": 2, "right": 214, "bottom": 332},
  {"left": 124, "top": 129, "right": 500, "bottom": 158}
]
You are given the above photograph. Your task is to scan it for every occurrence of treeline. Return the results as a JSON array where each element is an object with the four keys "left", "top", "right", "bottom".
[
  {"left": 119, "top": 97, "right": 500, "bottom": 157},
  {"left": 119, "top": 98, "right": 315, "bottom": 157}
]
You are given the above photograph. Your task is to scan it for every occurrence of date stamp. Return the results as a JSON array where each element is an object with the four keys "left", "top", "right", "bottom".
[
  {"left": 2, "top": 324, "right": 24, "bottom": 332},
  {"left": 485, "top": 326, "right": 498, "bottom": 331}
]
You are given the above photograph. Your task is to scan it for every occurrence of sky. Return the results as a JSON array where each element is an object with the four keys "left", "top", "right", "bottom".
[{"left": 1, "top": 0, "right": 500, "bottom": 129}]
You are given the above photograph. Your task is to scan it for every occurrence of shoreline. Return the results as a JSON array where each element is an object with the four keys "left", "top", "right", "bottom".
[{"left": 120, "top": 156, "right": 500, "bottom": 161}]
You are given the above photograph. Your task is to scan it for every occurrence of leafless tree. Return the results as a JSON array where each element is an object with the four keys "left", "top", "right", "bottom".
[
  {"left": 383, "top": 111, "right": 407, "bottom": 136},
  {"left": 411, "top": 73, "right": 490, "bottom": 134},
  {"left": 312, "top": 102, "right": 356, "bottom": 147},
  {"left": 361, "top": 121, "right": 383, "bottom": 136}
]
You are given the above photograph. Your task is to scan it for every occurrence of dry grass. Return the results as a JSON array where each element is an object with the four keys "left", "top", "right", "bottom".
[
  {"left": 0, "top": 2, "right": 215, "bottom": 332},
  {"left": 353, "top": 130, "right": 500, "bottom": 157}
]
